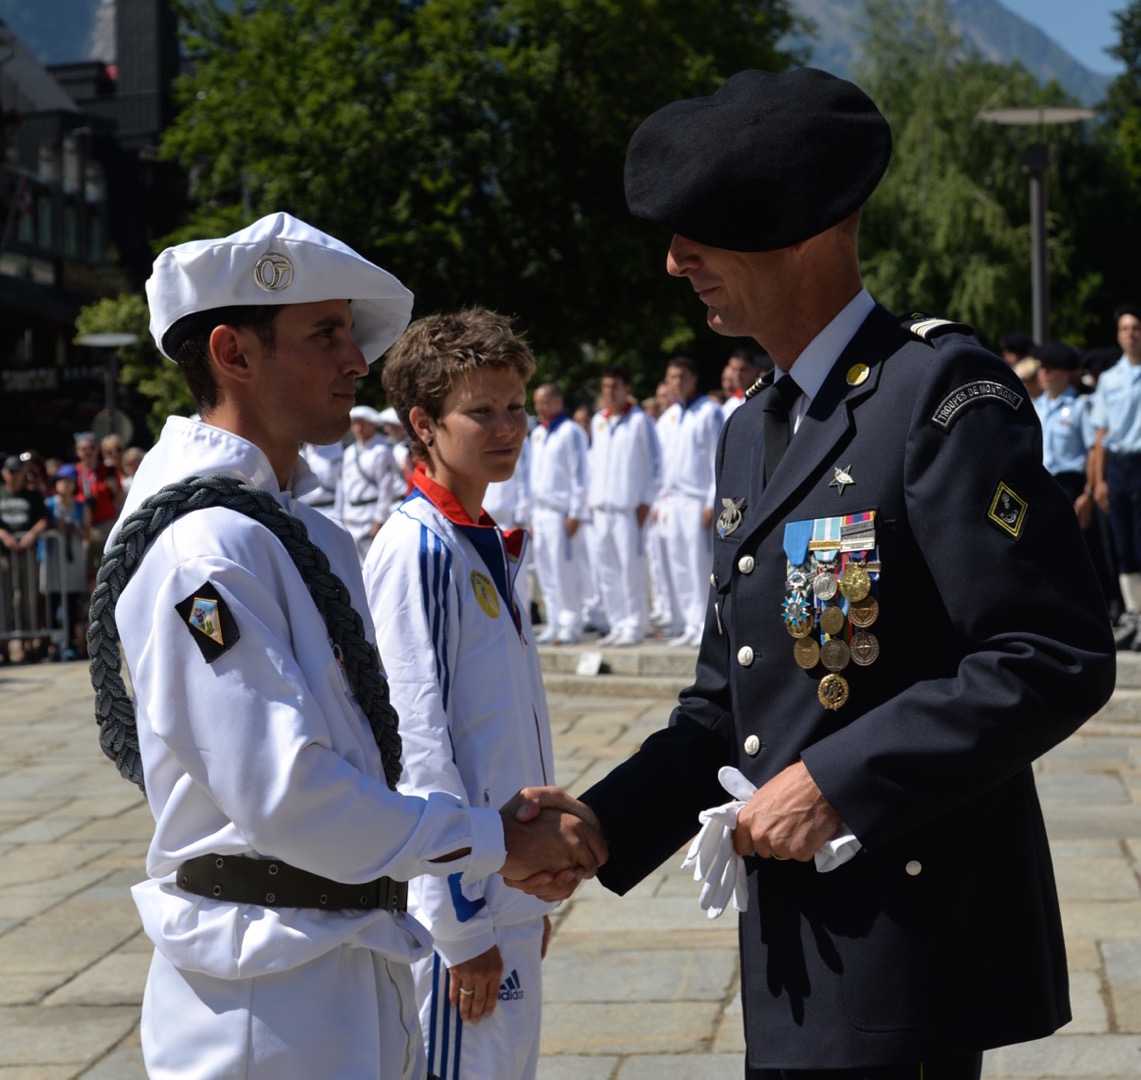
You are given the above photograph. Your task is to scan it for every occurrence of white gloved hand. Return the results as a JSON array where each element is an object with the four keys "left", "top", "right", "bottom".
[
  {"left": 680, "top": 766, "right": 758, "bottom": 919},
  {"left": 682, "top": 766, "right": 863, "bottom": 919}
]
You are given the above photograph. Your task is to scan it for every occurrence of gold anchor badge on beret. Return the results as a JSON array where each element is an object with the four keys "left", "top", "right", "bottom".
[
  {"left": 717, "top": 497, "right": 746, "bottom": 538},
  {"left": 175, "top": 581, "right": 240, "bottom": 663}
]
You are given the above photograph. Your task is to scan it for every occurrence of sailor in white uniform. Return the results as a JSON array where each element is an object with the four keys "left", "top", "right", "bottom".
[
  {"left": 338, "top": 404, "right": 403, "bottom": 561},
  {"left": 655, "top": 356, "right": 724, "bottom": 646},
  {"left": 587, "top": 366, "right": 661, "bottom": 646},
  {"left": 528, "top": 383, "right": 590, "bottom": 644}
]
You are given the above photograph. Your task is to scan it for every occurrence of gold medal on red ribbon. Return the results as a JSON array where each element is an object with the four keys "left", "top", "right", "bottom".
[{"left": 839, "top": 563, "right": 871, "bottom": 602}]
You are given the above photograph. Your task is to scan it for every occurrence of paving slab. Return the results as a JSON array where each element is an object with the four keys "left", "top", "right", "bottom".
[{"left": 3, "top": 652, "right": 1141, "bottom": 1076}]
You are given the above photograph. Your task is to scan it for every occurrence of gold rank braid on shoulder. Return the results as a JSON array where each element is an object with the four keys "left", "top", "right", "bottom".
[{"left": 88, "top": 474, "right": 403, "bottom": 792}]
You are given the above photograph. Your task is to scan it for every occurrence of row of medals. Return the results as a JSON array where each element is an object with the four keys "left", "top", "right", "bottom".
[{"left": 783, "top": 560, "right": 880, "bottom": 711}]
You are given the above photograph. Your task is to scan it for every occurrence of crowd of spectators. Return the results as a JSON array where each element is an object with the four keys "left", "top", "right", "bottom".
[
  {"left": 5, "top": 311, "right": 1136, "bottom": 665},
  {"left": 0, "top": 433, "right": 145, "bottom": 663}
]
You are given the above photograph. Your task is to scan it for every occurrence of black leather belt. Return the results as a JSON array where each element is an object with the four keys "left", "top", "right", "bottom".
[{"left": 177, "top": 854, "right": 408, "bottom": 912}]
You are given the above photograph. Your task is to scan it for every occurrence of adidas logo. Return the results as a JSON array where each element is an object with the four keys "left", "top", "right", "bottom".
[{"left": 498, "top": 969, "right": 525, "bottom": 1001}]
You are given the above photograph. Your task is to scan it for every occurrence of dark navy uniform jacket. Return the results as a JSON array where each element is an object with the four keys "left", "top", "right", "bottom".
[{"left": 582, "top": 304, "right": 1116, "bottom": 1068}]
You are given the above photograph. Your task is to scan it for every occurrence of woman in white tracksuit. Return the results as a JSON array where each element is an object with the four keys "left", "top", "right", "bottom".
[{"left": 363, "top": 309, "right": 555, "bottom": 1080}]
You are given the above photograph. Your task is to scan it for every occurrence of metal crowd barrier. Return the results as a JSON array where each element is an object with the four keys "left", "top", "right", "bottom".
[{"left": 0, "top": 529, "right": 82, "bottom": 659}]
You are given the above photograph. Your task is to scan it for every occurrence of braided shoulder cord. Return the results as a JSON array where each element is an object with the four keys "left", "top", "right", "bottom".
[{"left": 88, "top": 473, "right": 403, "bottom": 793}]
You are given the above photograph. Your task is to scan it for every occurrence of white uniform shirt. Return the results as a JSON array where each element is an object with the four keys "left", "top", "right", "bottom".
[
  {"left": 363, "top": 468, "right": 554, "bottom": 967},
  {"left": 588, "top": 404, "right": 661, "bottom": 511},
  {"left": 722, "top": 392, "right": 747, "bottom": 419},
  {"left": 112, "top": 417, "right": 506, "bottom": 981},
  {"left": 483, "top": 436, "right": 532, "bottom": 529},
  {"left": 297, "top": 441, "right": 343, "bottom": 519},
  {"left": 657, "top": 395, "right": 724, "bottom": 508},
  {"left": 337, "top": 434, "right": 402, "bottom": 543},
  {"left": 529, "top": 413, "right": 588, "bottom": 519}
]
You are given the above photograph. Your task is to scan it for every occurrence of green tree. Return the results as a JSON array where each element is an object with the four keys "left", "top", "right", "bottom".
[
  {"left": 74, "top": 293, "right": 195, "bottom": 439},
  {"left": 854, "top": 0, "right": 1096, "bottom": 347},
  {"left": 163, "top": 0, "right": 806, "bottom": 397}
]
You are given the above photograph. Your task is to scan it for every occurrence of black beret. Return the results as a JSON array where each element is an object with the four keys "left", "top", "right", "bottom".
[
  {"left": 624, "top": 68, "right": 892, "bottom": 252},
  {"left": 999, "top": 330, "right": 1035, "bottom": 356},
  {"left": 1034, "top": 340, "right": 1079, "bottom": 370}
]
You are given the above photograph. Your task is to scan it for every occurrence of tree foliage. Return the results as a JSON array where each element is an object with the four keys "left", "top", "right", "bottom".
[
  {"left": 161, "top": 0, "right": 806, "bottom": 399},
  {"left": 853, "top": 0, "right": 1098, "bottom": 348},
  {"left": 74, "top": 293, "right": 195, "bottom": 439}
]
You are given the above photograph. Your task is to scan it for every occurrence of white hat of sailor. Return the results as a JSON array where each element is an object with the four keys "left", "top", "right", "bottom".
[
  {"left": 349, "top": 405, "right": 385, "bottom": 426},
  {"left": 145, "top": 211, "right": 413, "bottom": 364}
]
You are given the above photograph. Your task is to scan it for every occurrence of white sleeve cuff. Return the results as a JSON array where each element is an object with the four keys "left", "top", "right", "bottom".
[{"left": 461, "top": 806, "right": 507, "bottom": 886}]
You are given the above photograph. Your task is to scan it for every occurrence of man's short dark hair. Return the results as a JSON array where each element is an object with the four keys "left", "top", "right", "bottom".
[
  {"left": 665, "top": 355, "right": 698, "bottom": 377},
  {"left": 1114, "top": 303, "right": 1141, "bottom": 324},
  {"left": 600, "top": 365, "right": 632, "bottom": 385},
  {"left": 165, "top": 305, "right": 280, "bottom": 411}
]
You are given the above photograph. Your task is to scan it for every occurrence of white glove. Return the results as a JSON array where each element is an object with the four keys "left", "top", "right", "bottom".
[
  {"left": 680, "top": 798, "right": 748, "bottom": 918},
  {"left": 679, "top": 766, "right": 757, "bottom": 919},
  {"left": 681, "top": 766, "right": 864, "bottom": 920}
]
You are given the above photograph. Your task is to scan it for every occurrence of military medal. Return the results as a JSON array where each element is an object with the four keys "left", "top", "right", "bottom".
[
  {"left": 812, "top": 571, "right": 838, "bottom": 601},
  {"left": 794, "top": 637, "right": 820, "bottom": 669},
  {"left": 820, "top": 604, "right": 845, "bottom": 636},
  {"left": 818, "top": 673, "right": 850, "bottom": 710},
  {"left": 821, "top": 638, "right": 850, "bottom": 671},
  {"left": 848, "top": 595, "right": 879, "bottom": 627},
  {"left": 782, "top": 593, "right": 813, "bottom": 637},
  {"left": 839, "top": 563, "right": 871, "bottom": 602},
  {"left": 784, "top": 513, "right": 880, "bottom": 711},
  {"left": 717, "top": 497, "right": 746, "bottom": 538},
  {"left": 850, "top": 630, "right": 880, "bottom": 666}
]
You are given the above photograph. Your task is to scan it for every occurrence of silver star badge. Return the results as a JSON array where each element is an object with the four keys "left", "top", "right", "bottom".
[{"left": 829, "top": 465, "right": 856, "bottom": 495}]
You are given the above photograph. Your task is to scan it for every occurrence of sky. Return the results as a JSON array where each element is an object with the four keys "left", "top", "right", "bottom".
[{"left": 1000, "top": 0, "right": 1126, "bottom": 75}]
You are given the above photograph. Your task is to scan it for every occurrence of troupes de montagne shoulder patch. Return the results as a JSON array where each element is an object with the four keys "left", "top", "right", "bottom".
[{"left": 175, "top": 581, "right": 240, "bottom": 663}]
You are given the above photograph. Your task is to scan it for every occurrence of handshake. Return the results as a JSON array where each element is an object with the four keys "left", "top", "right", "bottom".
[{"left": 497, "top": 787, "right": 607, "bottom": 902}]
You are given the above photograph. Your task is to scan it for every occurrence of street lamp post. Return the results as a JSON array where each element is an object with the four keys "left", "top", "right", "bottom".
[
  {"left": 75, "top": 331, "right": 139, "bottom": 441},
  {"left": 977, "top": 107, "right": 1095, "bottom": 345}
]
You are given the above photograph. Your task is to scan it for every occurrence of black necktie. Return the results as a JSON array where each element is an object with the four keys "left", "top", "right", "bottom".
[{"left": 763, "top": 375, "right": 802, "bottom": 484}]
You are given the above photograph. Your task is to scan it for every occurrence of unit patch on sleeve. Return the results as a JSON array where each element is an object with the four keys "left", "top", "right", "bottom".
[
  {"left": 174, "top": 581, "right": 240, "bottom": 663},
  {"left": 470, "top": 569, "right": 500, "bottom": 619},
  {"left": 987, "top": 482, "right": 1028, "bottom": 540},
  {"left": 930, "top": 380, "right": 1023, "bottom": 431}
]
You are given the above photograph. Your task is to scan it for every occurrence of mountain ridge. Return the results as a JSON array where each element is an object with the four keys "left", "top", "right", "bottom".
[{"left": 0, "top": 0, "right": 1116, "bottom": 108}]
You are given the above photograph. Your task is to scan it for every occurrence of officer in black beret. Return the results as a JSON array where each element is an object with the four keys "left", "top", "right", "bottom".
[{"left": 509, "top": 68, "right": 1116, "bottom": 1077}]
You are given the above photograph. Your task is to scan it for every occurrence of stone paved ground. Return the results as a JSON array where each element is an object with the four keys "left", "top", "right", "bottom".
[{"left": 1, "top": 649, "right": 1139, "bottom": 1079}]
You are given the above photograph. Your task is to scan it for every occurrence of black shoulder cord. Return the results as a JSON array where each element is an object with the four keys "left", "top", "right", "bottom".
[{"left": 88, "top": 473, "right": 402, "bottom": 793}]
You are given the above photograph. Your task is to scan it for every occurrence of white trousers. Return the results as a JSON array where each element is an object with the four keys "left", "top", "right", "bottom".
[
  {"left": 659, "top": 491, "right": 713, "bottom": 637},
  {"left": 531, "top": 506, "right": 584, "bottom": 633},
  {"left": 646, "top": 509, "right": 674, "bottom": 627},
  {"left": 590, "top": 508, "right": 648, "bottom": 637},
  {"left": 141, "top": 945, "right": 424, "bottom": 1080},
  {"left": 416, "top": 918, "right": 544, "bottom": 1080}
]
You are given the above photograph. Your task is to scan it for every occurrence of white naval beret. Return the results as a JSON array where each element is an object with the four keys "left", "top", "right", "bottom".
[
  {"left": 349, "top": 405, "right": 385, "bottom": 426},
  {"left": 377, "top": 406, "right": 400, "bottom": 426},
  {"left": 145, "top": 212, "right": 413, "bottom": 363}
]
